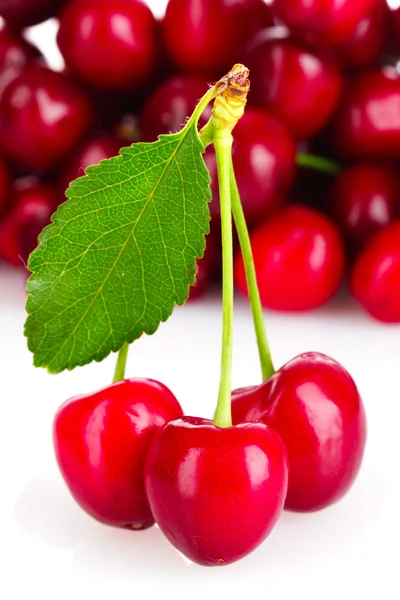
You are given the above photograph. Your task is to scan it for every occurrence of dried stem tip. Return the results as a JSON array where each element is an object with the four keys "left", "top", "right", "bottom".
[{"left": 212, "top": 64, "right": 250, "bottom": 133}]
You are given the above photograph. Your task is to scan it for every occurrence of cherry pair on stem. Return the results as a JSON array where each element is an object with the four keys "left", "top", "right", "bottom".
[{"left": 53, "top": 66, "right": 366, "bottom": 567}]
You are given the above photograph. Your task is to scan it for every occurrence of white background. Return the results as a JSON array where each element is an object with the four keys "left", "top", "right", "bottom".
[{"left": 1, "top": 1, "right": 400, "bottom": 599}]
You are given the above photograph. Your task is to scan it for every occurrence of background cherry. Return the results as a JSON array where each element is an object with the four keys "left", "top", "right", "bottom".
[
  {"left": 0, "top": 28, "right": 43, "bottom": 99},
  {"left": 0, "top": 66, "right": 92, "bottom": 172},
  {"left": 269, "top": 0, "right": 376, "bottom": 45},
  {"left": 234, "top": 205, "right": 346, "bottom": 311},
  {"left": 329, "top": 164, "right": 400, "bottom": 258},
  {"left": 57, "top": 0, "right": 157, "bottom": 91},
  {"left": 54, "top": 378, "right": 183, "bottom": 530},
  {"left": 140, "top": 75, "right": 211, "bottom": 142},
  {"left": 245, "top": 29, "right": 343, "bottom": 140},
  {"left": 161, "top": 0, "right": 272, "bottom": 77},
  {"left": 145, "top": 417, "right": 288, "bottom": 566},
  {"left": 0, "top": 155, "right": 11, "bottom": 216},
  {"left": 350, "top": 221, "right": 400, "bottom": 323},
  {"left": 0, "top": 0, "right": 66, "bottom": 30},
  {"left": 204, "top": 109, "right": 296, "bottom": 225},
  {"left": 232, "top": 352, "right": 367, "bottom": 511},
  {"left": 331, "top": 68, "right": 400, "bottom": 160}
]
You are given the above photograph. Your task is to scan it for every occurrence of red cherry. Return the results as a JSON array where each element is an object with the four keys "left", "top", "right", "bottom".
[
  {"left": 0, "top": 66, "right": 92, "bottom": 172},
  {"left": 144, "top": 417, "right": 288, "bottom": 566},
  {"left": 234, "top": 205, "right": 346, "bottom": 311},
  {"left": 162, "top": 0, "right": 272, "bottom": 77},
  {"left": 329, "top": 164, "right": 400, "bottom": 258},
  {"left": 0, "top": 180, "right": 60, "bottom": 267},
  {"left": 59, "top": 134, "right": 123, "bottom": 194},
  {"left": 204, "top": 109, "right": 296, "bottom": 225},
  {"left": 269, "top": 0, "right": 375, "bottom": 45},
  {"left": 337, "top": 0, "right": 388, "bottom": 70},
  {"left": 0, "top": 0, "right": 66, "bottom": 30},
  {"left": 331, "top": 68, "right": 400, "bottom": 160},
  {"left": 0, "top": 28, "right": 43, "bottom": 98},
  {"left": 53, "top": 378, "right": 183, "bottom": 530},
  {"left": 350, "top": 222, "right": 400, "bottom": 323},
  {"left": 0, "top": 155, "right": 11, "bottom": 216},
  {"left": 246, "top": 29, "right": 343, "bottom": 140},
  {"left": 57, "top": 0, "right": 157, "bottom": 91},
  {"left": 232, "top": 352, "right": 367, "bottom": 512},
  {"left": 140, "top": 76, "right": 211, "bottom": 142},
  {"left": 188, "top": 232, "right": 220, "bottom": 300}
]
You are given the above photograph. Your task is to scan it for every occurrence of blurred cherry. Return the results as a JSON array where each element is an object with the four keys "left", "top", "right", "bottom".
[
  {"left": 332, "top": 68, "right": 400, "bottom": 160},
  {"left": 188, "top": 233, "right": 220, "bottom": 301},
  {"left": 57, "top": 0, "right": 157, "bottom": 91},
  {"left": 234, "top": 205, "right": 345, "bottom": 311},
  {"left": 0, "top": 66, "right": 92, "bottom": 172},
  {"left": 140, "top": 76, "right": 211, "bottom": 142},
  {"left": 329, "top": 164, "right": 400, "bottom": 257},
  {"left": 0, "top": 28, "right": 43, "bottom": 99},
  {"left": 0, "top": 155, "right": 11, "bottom": 216},
  {"left": 204, "top": 109, "right": 296, "bottom": 225},
  {"left": 0, "top": 0, "right": 66, "bottom": 30},
  {"left": 162, "top": 0, "right": 272, "bottom": 77},
  {"left": 246, "top": 28, "right": 343, "bottom": 140},
  {"left": 350, "top": 222, "right": 400, "bottom": 323}
]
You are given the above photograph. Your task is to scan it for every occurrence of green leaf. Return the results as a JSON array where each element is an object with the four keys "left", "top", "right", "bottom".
[{"left": 24, "top": 124, "right": 211, "bottom": 373}]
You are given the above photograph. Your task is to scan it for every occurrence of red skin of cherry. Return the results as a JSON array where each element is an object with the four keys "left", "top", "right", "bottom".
[
  {"left": 204, "top": 109, "right": 296, "bottom": 225},
  {"left": 232, "top": 352, "right": 367, "bottom": 512},
  {"left": 0, "top": 155, "right": 11, "bottom": 216},
  {"left": 337, "top": 0, "right": 388, "bottom": 70},
  {"left": 144, "top": 417, "right": 288, "bottom": 566},
  {"left": 329, "top": 164, "right": 400, "bottom": 258},
  {"left": 140, "top": 76, "right": 211, "bottom": 143},
  {"left": 234, "top": 205, "right": 345, "bottom": 311},
  {"left": 188, "top": 233, "right": 220, "bottom": 301},
  {"left": 0, "top": 66, "right": 92, "bottom": 173},
  {"left": 245, "top": 29, "right": 343, "bottom": 140},
  {"left": 0, "top": 0, "right": 66, "bottom": 30},
  {"left": 269, "top": 0, "right": 375, "bottom": 45},
  {"left": 162, "top": 0, "right": 272, "bottom": 77},
  {"left": 53, "top": 378, "right": 183, "bottom": 530},
  {"left": 57, "top": 0, "right": 157, "bottom": 92},
  {"left": 332, "top": 68, "right": 400, "bottom": 161},
  {"left": 0, "top": 180, "right": 60, "bottom": 267},
  {"left": 0, "top": 28, "right": 43, "bottom": 98},
  {"left": 350, "top": 221, "right": 400, "bottom": 323},
  {"left": 59, "top": 134, "right": 123, "bottom": 195}
]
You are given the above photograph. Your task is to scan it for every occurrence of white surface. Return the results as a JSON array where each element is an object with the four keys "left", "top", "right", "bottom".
[{"left": 1, "top": 264, "right": 400, "bottom": 599}]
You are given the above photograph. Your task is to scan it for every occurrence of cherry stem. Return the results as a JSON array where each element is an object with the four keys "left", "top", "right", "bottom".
[
  {"left": 296, "top": 152, "right": 341, "bottom": 176},
  {"left": 112, "top": 341, "right": 129, "bottom": 383},
  {"left": 229, "top": 160, "right": 275, "bottom": 381},
  {"left": 213, "top": 130, "right": 234, "bottom": 429}
]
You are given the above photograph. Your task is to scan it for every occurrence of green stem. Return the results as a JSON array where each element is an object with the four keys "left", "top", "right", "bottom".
[
  {"left": 230, "top": 161, "right": 275, "bottom": 382},
  {"left": 296, "top": 152, "right": 341, "bottom": 176},
  {"left": 112, "top": 342, "right": 129, "bottom": 383},
  {"left": 213, "top": 130, "right": 234, "bottom": 429},
  {"left": 185, "top": 85, "right": 219, "bottom": 133}
]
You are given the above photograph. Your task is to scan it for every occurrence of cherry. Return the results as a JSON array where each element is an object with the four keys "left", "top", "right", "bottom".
[
  {"left": 140, "top": 76, "right": 211, "bottom": 142},
  {"left": 144, "top": 417, "right": 288, "bottom": 566},
  {"left": 0, "top": 180, "right": 60, "bottom": 267},
  {"left": 0, "top": 66, "right": 92, "bottom": 172},
  {"left": 53, "top": 378, "right": 183, "bottom": 530},
  {"left": 234, "top": 205, "right": 346, "bottom": 311},
  {"left": 0, "top": 0, "right": 66, "bottom": 30},
  {"left": 188, "top": 232, "right": 221, "bottom": 301},
  {"left": 331, "top": 68, "right": 400, "bottom": 160},
  {"left": 232, "top": 352, "right": 367, "bottom": 512},
  {"left": 162, "top": 0, "right": 272, "bottom": 77},
  {"left": 204, "top": 109, "right": 296, "bottom": 225},
  {"left": 245, "top": 29, "right": 343, "bottom": 140},
  {"left": 269, "top": 0, "right": 375, "bottom": 45},
  {"left": 57, "top": 0, "right": 157, "bottom": 92},
  {"left": 0, "top": 155, "right": 11, "bottom": 216},
  {"left": 59, "top": 134, "right": 123, "bottom": 194},
  {"left": 0, "top": 28, "right": 43, "bottom": 99},
  {"left": 350, "top": 222, "right": 400, "bottom": 323},
  {"left": 337, "top": 0, "right": 388, "bottom": 70},
  {"left": 329, "top": 164, "right": 400, "bottom": 258}
]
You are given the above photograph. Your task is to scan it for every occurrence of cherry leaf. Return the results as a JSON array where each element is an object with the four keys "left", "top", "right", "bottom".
[{"left": 24, "top": 125, "right": 211, "bottom": 373}]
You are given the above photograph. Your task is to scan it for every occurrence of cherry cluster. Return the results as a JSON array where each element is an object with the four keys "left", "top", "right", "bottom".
[{"left": 0, "top": 0, "right": 399, "bottom": 325}]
